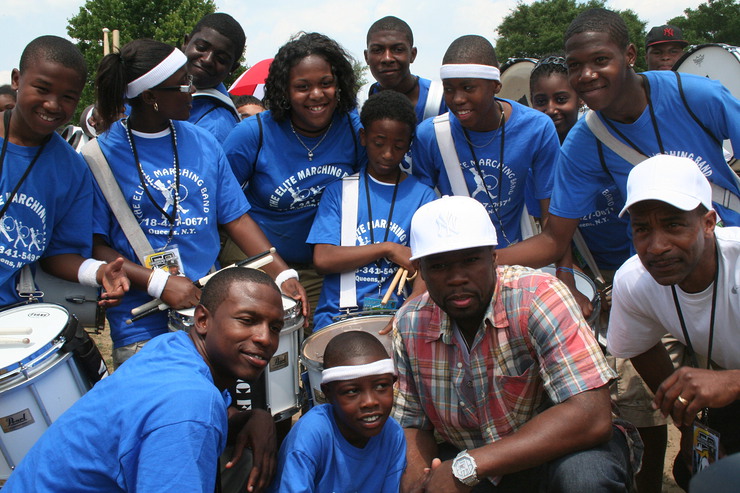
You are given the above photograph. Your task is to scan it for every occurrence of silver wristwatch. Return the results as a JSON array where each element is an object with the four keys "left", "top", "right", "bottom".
[{"left": 452, "top": 449, "right": 480, "bottom": 487}]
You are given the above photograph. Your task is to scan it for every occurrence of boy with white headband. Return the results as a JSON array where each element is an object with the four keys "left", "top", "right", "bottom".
[
  {"left": 269, "top": 330, "right": 406, "bottom": 492},
  {"left": 412, "top": 35, "right": 560, "bottom": 247}
]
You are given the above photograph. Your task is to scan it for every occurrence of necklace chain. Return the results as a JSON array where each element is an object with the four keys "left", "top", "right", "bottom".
[
  {"left": 462, "top": 100, "right": 505, "bottom": 149},
  {"left": 290, "top": 120, "right": 333, "bottom": 161}
]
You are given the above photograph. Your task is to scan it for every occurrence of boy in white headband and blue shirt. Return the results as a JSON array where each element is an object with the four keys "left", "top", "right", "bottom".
[
  {"left": 411, "top": 35, "right": 560, "bottom": 247},
  {"left": 269, "top": 330, "right": 406, "bottom": 493}
]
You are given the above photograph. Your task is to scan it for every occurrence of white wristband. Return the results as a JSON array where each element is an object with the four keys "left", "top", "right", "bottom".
[
  {"left": 78, "top": 259, "right": 106, "bottom": 287},
  {"left": 275, "top": 268, "right": 299, "bottom": 286},
  {"left": 147, "top": 269, "right": 170, "bottom": 299}
]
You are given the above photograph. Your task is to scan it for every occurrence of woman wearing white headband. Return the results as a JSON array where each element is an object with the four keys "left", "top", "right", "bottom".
[{"left": 92, "top": 39, "right": 306, "bottom": 368}]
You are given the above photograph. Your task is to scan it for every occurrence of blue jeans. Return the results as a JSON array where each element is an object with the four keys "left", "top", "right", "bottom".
[{"left": 439, "top": 425, "right": 633, "bottom": 492}]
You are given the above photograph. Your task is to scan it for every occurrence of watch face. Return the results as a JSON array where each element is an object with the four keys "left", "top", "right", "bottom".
[{"left": 454, "top": 456, "right": 475, "bottom": 476}]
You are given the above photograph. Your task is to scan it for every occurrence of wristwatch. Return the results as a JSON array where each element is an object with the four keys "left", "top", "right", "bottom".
[{"left": 452, "top": 449, "right": 480, "bottom": 487}]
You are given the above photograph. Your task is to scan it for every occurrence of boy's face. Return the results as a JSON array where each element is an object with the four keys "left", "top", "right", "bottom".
[
  {"left": 531, "top": 73, "right": 580, "bottom": 142},
  {"left": 364, "top": 30, "right": 416, "bottom": 90},
  {"left": 194, "top": 280, "right": 283, "bottom": 387},
  {"left": 11, "top": 59, "right": 84, "bottom": 144},
  {"left": 183, "top": 27, "right": 237, "bottom": 89},
  {"left": 565, "top": 31, "right": 636, "bottom": 115},
  {"left": 323, "top": 354, "right": 395, "bottom": 448},
  {"left": 645, "top": 42, "right": 685, "bottom": 71},
  {"left": 359, "top": 118, "right": 412, "bottom": 182},
  {"left": 442, "top": 77, "right": 501, "bottom": 132}
]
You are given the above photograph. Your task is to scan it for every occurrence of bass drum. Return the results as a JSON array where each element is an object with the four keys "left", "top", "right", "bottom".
[
  {"left": 674, "top": 43, "right": 740, "bottom": 170},
  {"left": 499, "top": 58, "right": 538, "bottom": 107}
]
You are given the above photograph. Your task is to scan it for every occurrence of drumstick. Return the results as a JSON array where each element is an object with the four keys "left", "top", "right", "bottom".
[
  {"left": 396, "top": 269, "right": 409, "bottom": 295},
  {"left": 382, "top": 268, "right": 404, "bottom": 305},
  {"left": 0, "top": 337, "right": 31, "bottom": 345},
  {"left": 126, "top": 255, "right": 275, "bottom": 324},
  {"left": 0, "top": 327, "right": 33, "bottom": 335}
]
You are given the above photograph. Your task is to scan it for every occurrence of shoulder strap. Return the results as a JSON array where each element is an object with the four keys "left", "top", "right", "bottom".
[
  {"left": 356, "top": 81, "right": 374, "bottom": 111},
  {"left": 339, "top": 173, "right": 360, "bottom": 309},
  {"left": 423, "top": 80, "right": 444, "bottom": 120},
  {"left": 81, "top": 139, "right": 153, "bottom": 264},
  {"left": 432, "top": 113, "right": 469, "bottom": 196},
  {"left": 192, "top": 88, "right": 240, "bottom": 122},
  {"left": 346, "top": 113, "right": 360, "bottom": 171},
  {"left": 674, "top": 72, "right": 721, "bottom": 146}
]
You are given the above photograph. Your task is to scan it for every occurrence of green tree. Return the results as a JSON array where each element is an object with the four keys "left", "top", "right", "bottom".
[
  {"left": 67, "top": 0, "right": 216, "bottom": 118},
  {"left": 495, "top": 0, "right": 648, "bottom": 71},
  {"left": 668, "top": 0, "right": 740, "bottom": 46}
]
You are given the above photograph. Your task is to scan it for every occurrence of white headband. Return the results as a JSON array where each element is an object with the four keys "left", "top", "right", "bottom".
[
  {"left": 125, "top": 49, "right": 188, "bottom": 99},
  {"left": 440, "top": 63, "right": 501, "bottom": 81},
  {"left": 321, "top": 359, "right": 395, "bottom": 384}
]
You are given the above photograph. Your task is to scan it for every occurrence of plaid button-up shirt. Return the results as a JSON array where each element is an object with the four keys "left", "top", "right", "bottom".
[{"left": 392, "top": 265, "right": 616, "bottom": 450}]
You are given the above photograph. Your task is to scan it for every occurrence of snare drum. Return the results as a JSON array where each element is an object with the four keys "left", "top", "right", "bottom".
[
  {"left": 675, "top": 44, "right": 740, "bottom": 162},
  {"left": 0, "top": 303, "right": 92, "bottom": 483},
  {"left": 300, "top": 315, "right": 393, "bottom": 407},
  {"left": 539, "top": 267, "right": 603, "bottom": 345},
  {"left": 499, "top": 58, "right": 538, "bottom": 107},
  {"left": 168, "top": 307, "right": 195, "bottom": 332}
]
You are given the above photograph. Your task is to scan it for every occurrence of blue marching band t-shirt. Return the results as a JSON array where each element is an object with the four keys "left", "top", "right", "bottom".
[
  {"left": 412, "top": 98, "right": 560, "bottom": 247},
  {"left": 93, "top": 119, "right": 249, "bottom": 348},
  {"left": 224, "top": 110, "right": 367, "bottom": 264},
  {"left": 188, "top": 83, "right": 241, "bottom": 145},
  {"left": 307, "top": 172, "right": 436, "bottom": 330},
  {"left": 0, "top": 132, "right": 93, "bottom": 306},
  {"left": 551, "top": 70, "right": 740, "bottom": 231}
]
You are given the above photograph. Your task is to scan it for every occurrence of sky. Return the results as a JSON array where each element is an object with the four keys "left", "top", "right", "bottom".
[{"left": 0, "top": 0, "right": 705, "bottom": 87}]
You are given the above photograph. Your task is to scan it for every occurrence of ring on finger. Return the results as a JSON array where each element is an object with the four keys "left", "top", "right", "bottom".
[{"left": 676, "top": 395, "right": 689, "bottom": 406}]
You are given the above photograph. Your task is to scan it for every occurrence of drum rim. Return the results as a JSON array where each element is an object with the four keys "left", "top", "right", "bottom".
[
  {"left": 500, "top": 57, "right": 538, "bottom": 72},
  {"left": 674, "top": 42, "right": 740, "bottom": 69},
  {"left": 0, "top": 303, "right": 70, "bottom": 371},
  {"left": 0, "top": 344, "right": 72, "bottom": 392}
]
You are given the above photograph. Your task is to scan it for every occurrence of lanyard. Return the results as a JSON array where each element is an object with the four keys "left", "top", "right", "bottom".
[
  {"left": 124, "top": 119, "right": 181, "bottom": 242},
  {"left": 0, "top": 110, "right": 49, "bottom": 221},
  {"left": 364, "top": 169, "right": 400, "bottom": 294},
  {"left": 603, "top": 75, "right": 665, "bottom": 155},
  {"left": 669, "top": 240, "right": 719, "bottom": 422},
  {"left": 461, "top": 99, "right": 510, "bottom": 245}
]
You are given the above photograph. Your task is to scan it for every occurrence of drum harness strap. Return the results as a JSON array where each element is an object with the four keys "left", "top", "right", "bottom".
[
  {"left": 192, "top": 88, "right": 240, "bottom": 125},
  {"left": 339, "top": 173, "right": 360, "bottom": 310},
  {"left": 588, "top": 72, "right": 740, "bottom": 214}
]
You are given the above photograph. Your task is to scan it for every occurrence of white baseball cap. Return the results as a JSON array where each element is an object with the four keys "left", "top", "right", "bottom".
[
  {"left": 409, "top": 196, "right": 498, "bottom": 261},
  {"left": 619, "top": 154, "right": 713, "bottom": 217}
]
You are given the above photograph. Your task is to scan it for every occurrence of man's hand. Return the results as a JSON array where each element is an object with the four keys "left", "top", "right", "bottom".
[
  {"left": 422, "top": 459, "right": 471, "bottom": 493},
  {"left": 159, "top": 275, "right": 201, "bottom": 310},
  {"left": 653, "top": 367, "right": 740, "bottom": 426},
  {"left": 225, "top": 409, "right": 277, "bottom": 492},
  {"left": 97, "top": 257, "right": 129, "bottom": 307},
  {"left": 280, "top": 278, "right": 309, "bottom": 328}
]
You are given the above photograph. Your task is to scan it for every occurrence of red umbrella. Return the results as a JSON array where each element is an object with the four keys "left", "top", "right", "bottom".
[{"left": 228, "top": 58, "right": 273, "bottom": 97}]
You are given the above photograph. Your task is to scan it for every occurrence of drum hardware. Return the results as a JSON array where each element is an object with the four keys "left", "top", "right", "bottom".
[
  {"left": 499, "top": 58, "right": 538, "bottom": 107},
  {"left": 331, "top": 309, "right": 397, "bottom": 323}
]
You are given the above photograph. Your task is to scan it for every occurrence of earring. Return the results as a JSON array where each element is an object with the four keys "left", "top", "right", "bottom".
[{"left": 153, "top": 102, "right": 159, "bottom": 112}]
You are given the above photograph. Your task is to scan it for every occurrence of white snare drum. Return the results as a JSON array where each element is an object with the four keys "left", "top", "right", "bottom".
[
  {"left": 168, "top": 307, "right": 195, "bottom": 332},
  {"left": 675, "top": 43, "right": 740, "bottom": 163},
  {"left": 300, "top": 315, "right": 393, "bottom": 407},
  {"left": 0, "top": 303, "right": 91, "bottom": 484},
  {"left": 539, "top": 267, "right": 603, "bottom": 345},
  {"left": 499, "top": 58, "right": 538, "bottom": 107},
  {"left": 264, "top": 296, "right": 304, "bottom": 421},
  {"left": 34, "top": 267, "right": 104, "bottom": 330}
]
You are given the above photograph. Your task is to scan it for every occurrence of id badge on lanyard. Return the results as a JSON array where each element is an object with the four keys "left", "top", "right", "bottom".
[{"left": 144, "top": 245, "right": 185, "bottom": 277}]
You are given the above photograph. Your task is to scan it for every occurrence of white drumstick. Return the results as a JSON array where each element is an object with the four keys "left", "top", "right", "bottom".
[
  {"left": 0, "top": 337, "right": 31, "bottom": 345},
  {"left": 0, "top": 327, "right": 33, "bottom": 335}
]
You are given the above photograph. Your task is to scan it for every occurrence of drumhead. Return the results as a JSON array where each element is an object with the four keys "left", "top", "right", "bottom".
[
  {"left": 300, "top": 315, "right": 393, "bottom": 371},
  {"left": 539, "top": 266, "right": 596, "bottom": 299},
  {"left": 499, "top": 58, "right": 537, "bottom": 107},
  {"left": 0, "top": 303, "right": 70, "bottom": 370},
  {"left": 674, "top": 44, "right": 740, "bottom": 98}
]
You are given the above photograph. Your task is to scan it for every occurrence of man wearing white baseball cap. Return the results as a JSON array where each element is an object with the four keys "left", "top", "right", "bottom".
[
  {"left": 608, "top": 154, "right": 740, "bottom": 488},
  {"left": 392, "top": 195, "right": 634, "bottom": 492}
]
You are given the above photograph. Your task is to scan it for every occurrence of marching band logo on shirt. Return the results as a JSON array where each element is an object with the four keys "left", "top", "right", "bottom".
[
  {"left": 663, "top": 151, "right": 713, "bottom": 177},
  {"left": 0, "top": 193, "right": 48, "bottom": 269},
  {"left": 462, "top": 159, "right": 518, "bottom": 214},
  {"left": 268, "top": 164, "right": 349, "bottom": 211},
  {"left": 580, "top": 187, "right": 619, "bottom": 227},
  {"left": 130, "top": 168, "right": 211, "bottom": 236}
]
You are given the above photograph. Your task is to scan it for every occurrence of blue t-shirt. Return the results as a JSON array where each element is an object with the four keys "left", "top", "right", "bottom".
[
  {"left": 412, "top": 99, "right": 559, "bottom": 246},
  {"left": 0, "top": 132, "right": 92, "bottom": 306},
  {"left": 269, "top": 403, "right": 406, "bottom": 493},
  {"left": 188, "top": 83, "right": 240, "bottom": 144},
  {"left": 3, "top": 331, "right": 230, "bottom": 492},
  {"left": 224, "top": 111, "right": 367, "bottom": 264},
  {"left": 551, "top": 71, "right": 740, "bottom": 228},
  {"left": 94, "top": 120, "right": 249, "bottom": 348},
  {"left": 307, "top": 173, "right": 436, "bottom": 330},
  {"left": 364, "top": 76, "right": 447, "bottom": 126}
]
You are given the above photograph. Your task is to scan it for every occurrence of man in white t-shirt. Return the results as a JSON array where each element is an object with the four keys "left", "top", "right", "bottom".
[{"left": 607, "top": 154, "right": 740, "bottom": 488}]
